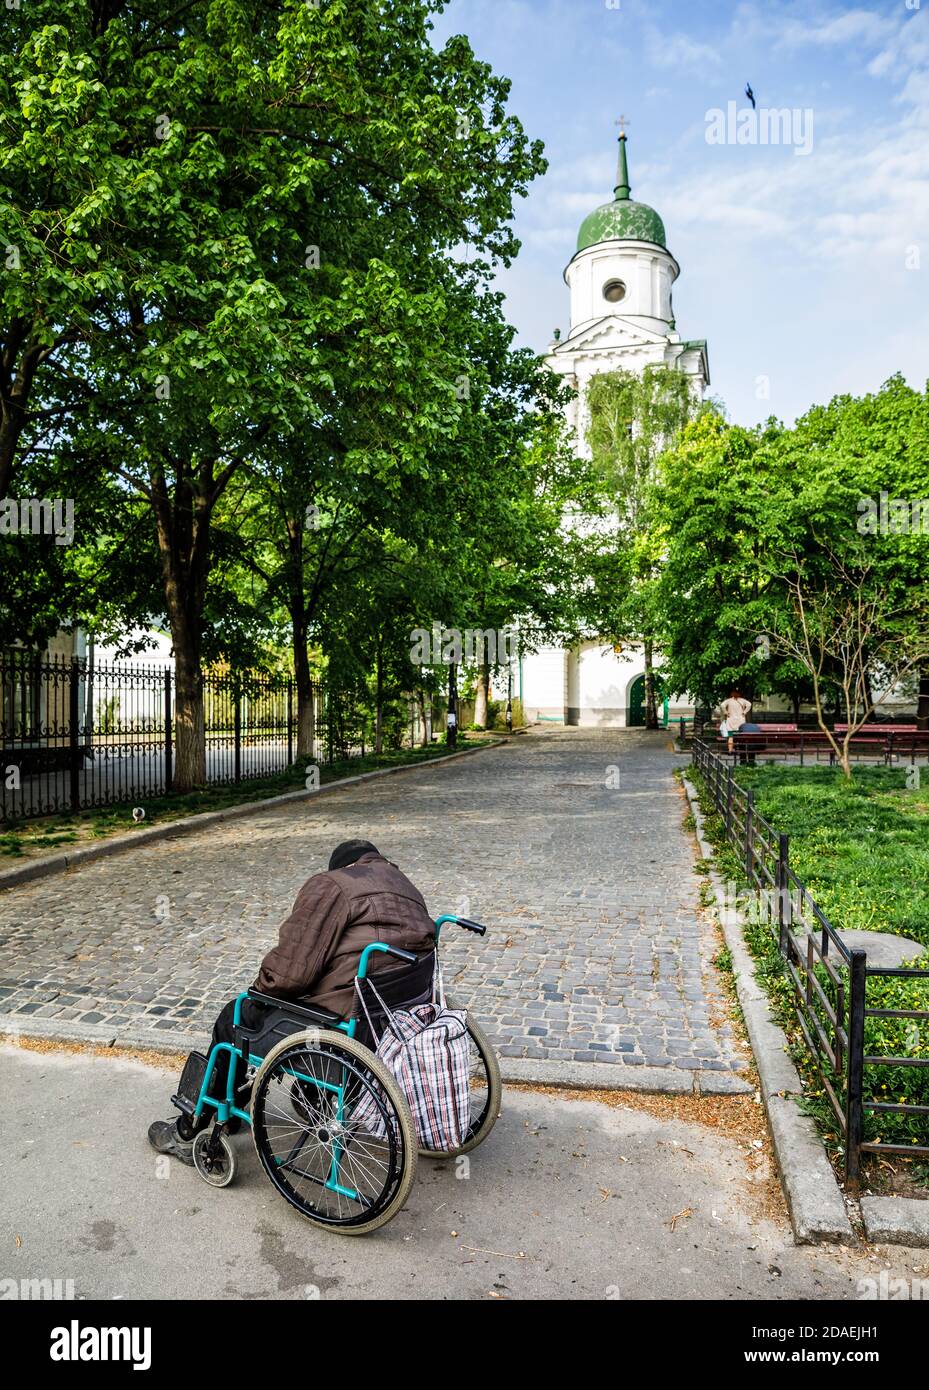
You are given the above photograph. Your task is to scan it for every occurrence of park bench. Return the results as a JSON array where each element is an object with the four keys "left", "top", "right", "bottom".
[
  {"left": 834, "top": 725, "right": 929, "bottom": 762},
  {"left": 716, "top": 728, "right": 877, "bottom": 765},
  {"left": 715, "top": 726, "right": 929, "bottom": 766},
  {"left": 883, "top": 730, "right": 929, "bottom": 763}
]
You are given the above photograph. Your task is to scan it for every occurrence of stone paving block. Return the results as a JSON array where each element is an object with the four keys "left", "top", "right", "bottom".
[{"left": 0, "top": 730, "right": 743, "bottom": 1080}]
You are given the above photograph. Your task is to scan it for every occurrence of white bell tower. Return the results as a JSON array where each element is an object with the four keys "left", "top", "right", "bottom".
[
  {"left": 565, "top": 130, "right": 679, "bottom": 339},
  {"left": 519, "top": 126, "right": 709, "bottom": 727},
  {"left": 544, "top": 128, "right": 709, "bottom": 453}
]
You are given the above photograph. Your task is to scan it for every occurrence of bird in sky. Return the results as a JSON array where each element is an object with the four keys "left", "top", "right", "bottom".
[{"left": 745, "top": 82, "right": 756, "bottom": 109}]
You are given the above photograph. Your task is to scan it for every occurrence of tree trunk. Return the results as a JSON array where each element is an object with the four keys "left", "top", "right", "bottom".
[
  {"left": 643, "top": 638, "right": 659, "bottom": 730},
  {"left": 149, "top": 458, "right": 221, "bottom": 793},
  {"left": 0, "top": 332, "right": 42, "bottom": 498},
  {"left": 171, "top": 627, "right": 206, "bottom": 790},
  {"left": 917, "top": 670, "right": 929, "bottom": 731},
  {"left": 374, "top": 640, "right": 384, "bottom": 755},
  {"left": 285, "top": 517, "right": 316, "bottom": 759},
  {"left": 293, "top": 626, "right": 315, "bottom": 760},
  {"left": 473, "top": 659, "right": 490, "bottom": 729}
]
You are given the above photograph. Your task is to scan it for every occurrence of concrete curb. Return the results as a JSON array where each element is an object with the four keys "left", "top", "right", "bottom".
[
  {"left": 0, "top": 739, "right": 506, "bottom": 893},
  {"left": 681, "top": 773, "right": 855, "bottom": 1246},
  {"left": 1, "top": 1015, "right": 754, "bottom": 1095},
  {"left": 0, "top": 1015, "right": 169, "bottom": 1052},
  {"left": 500, "top": 1056, "right": 752, "bottom": 1095},
  {"left": 860, "top": 1196, "right": 929, "bottom": 1248}
]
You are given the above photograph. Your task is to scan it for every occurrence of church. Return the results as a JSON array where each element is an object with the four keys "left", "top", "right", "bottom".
[{"left": 519, "top": 130, "right": 708, "bottom": 727}]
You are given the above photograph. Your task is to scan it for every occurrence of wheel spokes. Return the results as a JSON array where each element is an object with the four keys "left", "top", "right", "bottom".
[{"left": 255, "top": 1044, "right": 405, "bottom": 1225}]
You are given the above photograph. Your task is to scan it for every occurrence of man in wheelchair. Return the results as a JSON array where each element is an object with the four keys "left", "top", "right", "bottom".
[{"left": 148, "top": 838, "right": 437, "bottom": 1165}]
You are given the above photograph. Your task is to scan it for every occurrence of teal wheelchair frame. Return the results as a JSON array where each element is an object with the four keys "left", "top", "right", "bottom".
[{"left": 172, "top": 913, "right": 501, "bottom": 1235}]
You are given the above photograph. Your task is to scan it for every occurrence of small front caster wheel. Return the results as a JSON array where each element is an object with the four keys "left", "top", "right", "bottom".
[{"left": 193, "top": 1129, "right": 237, "bottom": 1187}]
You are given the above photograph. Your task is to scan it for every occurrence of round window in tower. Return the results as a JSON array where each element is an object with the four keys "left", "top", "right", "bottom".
[{"left": 602, "top": 279, "right": 627, "bottom": 304}]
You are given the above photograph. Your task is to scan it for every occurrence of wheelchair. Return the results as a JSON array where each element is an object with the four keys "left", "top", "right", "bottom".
[{"left": 170, "top": 914, "right": 501, "bottom": 1235}]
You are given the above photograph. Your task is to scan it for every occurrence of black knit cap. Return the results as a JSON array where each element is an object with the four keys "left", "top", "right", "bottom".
[{"left": 328, "top": 839, "right": 379, "bottom": 872}]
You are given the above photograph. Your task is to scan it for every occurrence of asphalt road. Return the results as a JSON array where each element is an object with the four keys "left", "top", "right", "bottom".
[{"left": 3, "top": 1044, "right": 922, "bottom": 1302}]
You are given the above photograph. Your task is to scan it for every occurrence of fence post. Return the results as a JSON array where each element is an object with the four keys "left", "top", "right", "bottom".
[
  {"left": 233, "top": 677, "right": 242, "bottom": 785},
  {"left": 69, "top": 656, "right": 81, "bottom": 812},
  {"left": 776, "top": 832, "right": 790, "bottom": 955},
  {"left": 845, "top": 949, "right": 867, "bottom": 1192},
  {"left": 726, "top": 765, "right": 734, "bottom": 834},
  {"left": 164, "top": 669, "right": 173, "bottom": 794},
  {"left": 745, "top": 788, "right": 754, "bottom": 883},
  {"left": 287, "top": 679, "right": 294, "bottom": 767}
]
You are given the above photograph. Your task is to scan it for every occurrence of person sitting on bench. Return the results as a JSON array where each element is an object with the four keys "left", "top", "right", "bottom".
[{"left": 147, "top": 839, "right": 436, "bottom": 1165}]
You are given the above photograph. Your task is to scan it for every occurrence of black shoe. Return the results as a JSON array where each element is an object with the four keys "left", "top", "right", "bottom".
[{"left": 148, "top": 1118, "right": 195, "bottom": 1166}]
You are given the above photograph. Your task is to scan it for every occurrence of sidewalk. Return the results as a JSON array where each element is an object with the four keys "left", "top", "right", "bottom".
[{"left": 5, "top": 1043, "right": 919, "bottom": 1300}]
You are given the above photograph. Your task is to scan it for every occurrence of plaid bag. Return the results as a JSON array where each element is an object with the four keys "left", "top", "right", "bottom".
[{"left": 351, "top": 965, "right": 471, "bottom": 1151}]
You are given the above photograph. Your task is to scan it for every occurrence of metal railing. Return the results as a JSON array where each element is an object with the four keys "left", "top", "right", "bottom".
[
  {"left": 676, "top": 713, "right": 708, "bottom": 743},
  {"left": 0, "top": 652, "right": 356, "bottom": 819},
  {"left": 692, "top": 737, "right": 929, "bottom": 1187}
]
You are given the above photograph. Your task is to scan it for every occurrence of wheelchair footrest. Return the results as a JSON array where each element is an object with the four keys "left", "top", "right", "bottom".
[{"left": 172, "top": 1050, "right": 208, "bottom": 1117}]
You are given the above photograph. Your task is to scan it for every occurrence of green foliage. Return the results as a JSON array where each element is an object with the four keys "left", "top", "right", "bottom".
[
  {"left": 0, "top": 0, "right": 573, "bottom": 781},
  {"left": 656, "top": 377, "right": 929, "bottom": 719},
  {"left": 579, "top": 365, "right": 704, "bottom": 725},
  {"left": 734, "top": 765, "right": 929, "bottom": 947}
]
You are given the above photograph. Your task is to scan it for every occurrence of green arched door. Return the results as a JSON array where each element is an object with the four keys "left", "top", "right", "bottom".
[{"left": 628, "top": 674, "right": 646, "bottom": 727}]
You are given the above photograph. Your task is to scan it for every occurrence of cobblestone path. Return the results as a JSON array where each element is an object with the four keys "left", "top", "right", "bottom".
[{"left": 0, "top": 730, "right": 743, "bottom": 1074}]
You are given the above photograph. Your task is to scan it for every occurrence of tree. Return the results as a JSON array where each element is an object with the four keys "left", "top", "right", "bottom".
[
  {"left": 583, "top": 365, "right": 703, "bottom": 727},
  {"left": 7, "top": 0, "right": 546, "bottom": 787},
  {"left": 655, "top": 377, "right": 929, "bottom": 739},
  {"left": 654, "top": 411, "right": 809, "bottom": 713},
  {"left": 768, "top": 545, "right": 929, "bottom": 776}
]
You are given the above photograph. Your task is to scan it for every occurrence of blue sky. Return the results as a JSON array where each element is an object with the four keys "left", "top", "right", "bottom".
[{"left": 431, "top": 0, "right": 929, "bottom": 426}]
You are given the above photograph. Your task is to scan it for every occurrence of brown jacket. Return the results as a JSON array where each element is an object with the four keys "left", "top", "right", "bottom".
[{"left": 253, "top": 852, "right": 435, "bottom": 1017}]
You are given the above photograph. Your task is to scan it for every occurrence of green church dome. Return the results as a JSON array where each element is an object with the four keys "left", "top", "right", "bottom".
[{"left": 576, "top": 133, "right": 667, "bottom": 252}]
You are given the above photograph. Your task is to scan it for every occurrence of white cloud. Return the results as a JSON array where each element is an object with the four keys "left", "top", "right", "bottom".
[
  {"left": 776, "top": 8, "right": 895, "bottom": 49},
  {"left": 731, "top": 1, "right": 897, "bottom": 51},
  {"left": 644, "top": 26, "right": 723, "bottom": 72}
]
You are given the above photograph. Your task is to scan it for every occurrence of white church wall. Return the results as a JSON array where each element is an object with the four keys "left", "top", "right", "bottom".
[
  {"left": 521, "top": 646, "right": 567, "bottom": 722},
  {"left": 569, "top": 642, "right": 641, "bottom": 726}
]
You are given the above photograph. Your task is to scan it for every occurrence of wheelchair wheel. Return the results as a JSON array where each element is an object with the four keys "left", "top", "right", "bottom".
[
  {"left": 418, "top": 1014, "right": 502, "bottom": 1159},
  {"left": 192, "top": 1129, "right": 237, "bottom": 1188},
  {"left": 251, "top": 1030, "right": 417, "bottom": 1235}
]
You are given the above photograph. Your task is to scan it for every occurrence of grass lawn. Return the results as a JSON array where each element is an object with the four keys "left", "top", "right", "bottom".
[
  {"left": 731, "top": 764, "right": 929, "bottom": 952},
  {"left": 0, "top": 734, "right": 501, "bottom": 861}
]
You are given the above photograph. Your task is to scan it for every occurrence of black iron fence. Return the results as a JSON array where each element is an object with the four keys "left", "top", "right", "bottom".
[
  {"left": 692, "top": 736, "right": 929, "bottom": 1188},
  {"left": 0, "top": 652, "right": 370, "bottom": 820}
]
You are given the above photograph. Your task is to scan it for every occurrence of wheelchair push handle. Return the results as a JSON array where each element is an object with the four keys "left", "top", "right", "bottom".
[
  {"left": 434, "top": 913, "right": 487, "bottom": 936},
  {"left": 356, "top": 941, "right": 418, "bottom": 981}
]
